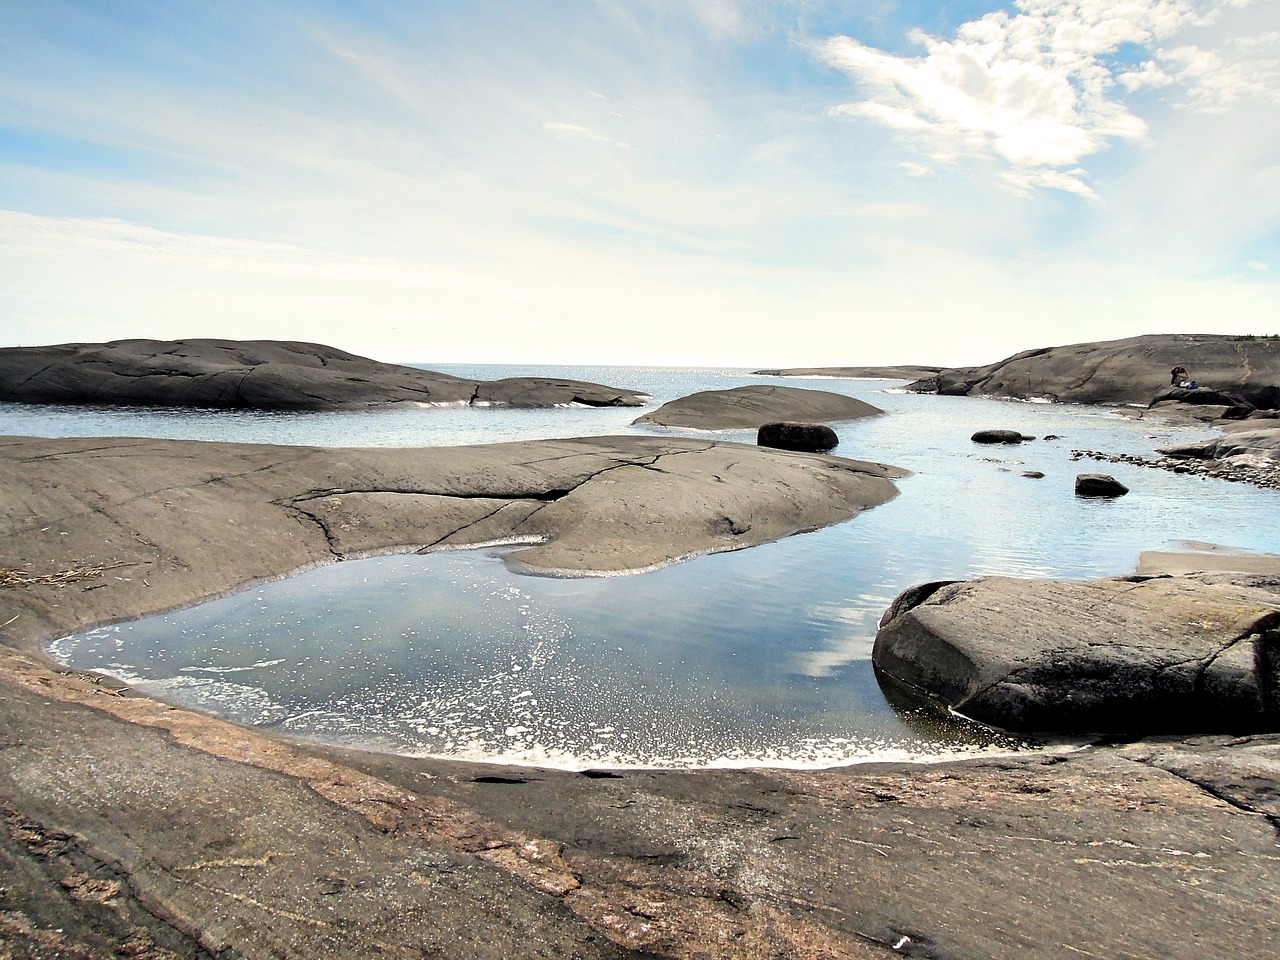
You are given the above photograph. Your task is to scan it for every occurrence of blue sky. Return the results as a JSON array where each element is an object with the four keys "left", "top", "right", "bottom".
[{"left": 1, "top": 0, "right": 1276, "bottom": 366}]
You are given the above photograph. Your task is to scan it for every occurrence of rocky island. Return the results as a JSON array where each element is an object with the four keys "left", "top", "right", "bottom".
[
  {"left": 633, "top": 384, "right": 882, "bottom": 430},
  {"left": 0, "top": 339, "right": 648, "bottom": 410}
]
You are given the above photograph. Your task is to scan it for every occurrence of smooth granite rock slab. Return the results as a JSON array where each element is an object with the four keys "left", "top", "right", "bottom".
[
  {"left": 0, "top": 339, "right": 647, "bottom": 410},
  {"left": 634, "top": 384, "right": 882, "bottom": 430},
  {"left": 905, "top": 334, "right": 1280, "bottom": 409},
  {"left": 2, "top": 651, "right": 1278, "bottom": 959},
  {"left": 1161, "top": 423, "right": 1280, "bottom": 461},
  {"left": 0, "top": 433, "right": 903, "bottom": 643},
  {"left": 874, "top": 573, "right": 1280, "bottom": 735}
]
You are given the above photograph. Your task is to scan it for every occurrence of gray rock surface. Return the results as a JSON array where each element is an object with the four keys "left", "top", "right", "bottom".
[
  {"left": 874, "top": 572, "right": 1280, "bottom": 734},
  {"left": 3, "top": 650, "right": 1279, "bottom": 959},
  {"left": 0, "top": 434, "right": 903, "bottom": 641},
  {"left": 906, "top": 334, "right": 1280, "bottom": 409},
  {"left": 756, "top": 421, "right": 839, "bottom": 452},
  {"left": 752, "top": 365, "right": 942, "bottom": 380},
  {"left": 1075, "top": 473, "right": 1129, "bottom": 497},
  {"left": 1161, "top": 424, "right": 1280, "bottom": 462},
  {"left": 0, "top": 440, "right": 1278, "bottom": 956},
  {"left": 634, "top": 384, "right": 882, "bottom": 430},
  {"left": 0, "top": 339, "right": 648, "bottom": 410}
]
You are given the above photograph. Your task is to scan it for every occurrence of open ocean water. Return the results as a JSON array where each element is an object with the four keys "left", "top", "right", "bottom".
[{"left": 11, "top": 364, "right": 1280, "bottom": 769}]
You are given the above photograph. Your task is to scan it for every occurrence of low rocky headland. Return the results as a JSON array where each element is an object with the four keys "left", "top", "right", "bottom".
[
  {"left": 913, "top": 333, "right": 1280, "bottom": 490},
  {"left": 753, "top": 365, "right": 942, "bottom": 380},
  {"left": 907, "top": 333, "right": 1280, "bottom": 413},
  {"left": 0, "top": 339, "right": 648, "bottom": 410},
  {"left": 634, "top": 384, "right": 882, "bottom": 430}
]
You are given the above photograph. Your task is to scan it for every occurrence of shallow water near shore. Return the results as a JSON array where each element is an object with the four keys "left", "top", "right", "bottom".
[{"left": 18, "top": 365, "right": 1280, "bottom": 768}]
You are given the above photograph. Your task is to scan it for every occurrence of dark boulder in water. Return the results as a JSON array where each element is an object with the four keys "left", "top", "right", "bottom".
[
  {"left": 1075, "top": 474, "right": 1129, "bottom": 497},
  {"left": 757, "top": 421, "right": 839, "bottom": 453},
  {"left": 971, "top": 429, "right": 1028, "bottom": 444}
]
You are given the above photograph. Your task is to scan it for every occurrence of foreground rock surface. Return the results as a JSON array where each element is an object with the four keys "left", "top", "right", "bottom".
[
  {"left": 907, "top": 333, "right": 1280, "bottom": 409},
  {"left": 0, "top": 339, "right": 648, "bottom": 410},
  {"left": 0, "top": 440, "right": 1277, "bottom": 956},
  {"left": 874, "top": 572, "right": 1280, "bottom": 734},
  {"left": 635, "top": 384, "right": 882, "bottom": 430},
  {"left": 2, "top": 649, "right": 1279, "bottom": 959}
]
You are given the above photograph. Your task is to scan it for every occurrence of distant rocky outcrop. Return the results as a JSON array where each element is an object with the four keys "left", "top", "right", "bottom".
[
  {"left": 634, "top": 385, "right": 881, "bottom": 430},
  {"left": 874, "top": 572, "right": 1280, "bottom": 734},
  {"left": 0, "top": 339, "right": 648, "bottom": 411},
  {"left": 757, "top": 421, "right": 839, "bottom": 453},
  {"left": 753, "top": 365, "right": 942, "bottom": 380},
  {"left": 906, "top": 334, "right": 1280, "bottom": 411},
  {"left": 1160, "top": 423, "right": 1280, "bottom": 463}
]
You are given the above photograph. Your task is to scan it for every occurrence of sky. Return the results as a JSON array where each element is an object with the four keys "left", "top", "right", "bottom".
[{"left": 1, "top": 0, "right": 1277, "bottom": 367}]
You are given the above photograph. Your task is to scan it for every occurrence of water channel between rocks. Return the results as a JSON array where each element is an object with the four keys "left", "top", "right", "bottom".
[{"left": 12, "top": 365, "right": 1279, "bottom": 769}]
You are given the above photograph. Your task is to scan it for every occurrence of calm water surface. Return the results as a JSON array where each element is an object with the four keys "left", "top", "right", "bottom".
[{"left": 14, "top": 365, "right": 1280, "bottom": 768}]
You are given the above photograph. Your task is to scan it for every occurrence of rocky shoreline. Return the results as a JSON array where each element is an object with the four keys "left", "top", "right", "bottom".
[
  {"left": 905, "top": 333, "right": 1280, "bottom": 410},
  {"left": 2, "top": 338, "right": 1279, "bottom": 958}
]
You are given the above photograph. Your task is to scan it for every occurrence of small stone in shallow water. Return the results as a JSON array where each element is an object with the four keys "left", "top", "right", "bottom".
[
  {"left": 1075, "top": 474, "right": 1129, "bottom": 497},
  {"left": 971, "top": 429, "right": 1027, "bottom": 444}
]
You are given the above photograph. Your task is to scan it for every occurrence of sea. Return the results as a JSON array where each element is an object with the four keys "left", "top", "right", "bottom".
[{"left": 9, "top": 364, "right": 1279, "bottom": 770}]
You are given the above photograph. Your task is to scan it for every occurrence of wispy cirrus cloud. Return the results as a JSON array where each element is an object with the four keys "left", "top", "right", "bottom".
[
  {"left": 815, "top": 0, "right": 1279, "bottom": 198},
  {"left": 544, "top": 121, "right": 631, "bottom": 148}
]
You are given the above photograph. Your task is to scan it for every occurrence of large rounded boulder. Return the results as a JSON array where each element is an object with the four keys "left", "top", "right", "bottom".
[
  {"left": 873, "top": 573, "right": 1280, "bottom": 735},
  {"left": 757, "top": 421, "right": 839, "bottom": 453}
]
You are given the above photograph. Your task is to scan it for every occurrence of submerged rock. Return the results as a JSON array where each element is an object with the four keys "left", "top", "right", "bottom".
[
  {"left": 873, "top": 572, "right": 1280, "bottom": 734},
  {"left": 757, "top": 421, "right": 839, "bottom": 453}
]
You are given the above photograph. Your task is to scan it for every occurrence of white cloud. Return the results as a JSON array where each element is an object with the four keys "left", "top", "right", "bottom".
[
  {"left": 816, "top": 0, "right": 1277, "bottom": 196},
  {"left": 0, "top": 210, "right": 472, "bottom": 288}
]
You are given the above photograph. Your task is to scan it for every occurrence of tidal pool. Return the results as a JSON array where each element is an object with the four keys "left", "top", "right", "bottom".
[{"left": 29, "top": 365, "right": 1280, "bottom": 768}]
